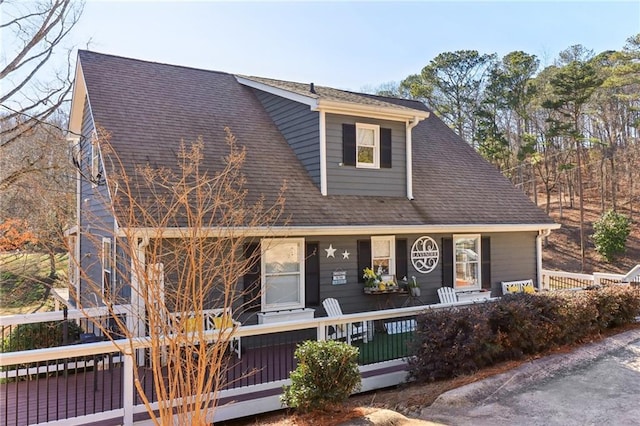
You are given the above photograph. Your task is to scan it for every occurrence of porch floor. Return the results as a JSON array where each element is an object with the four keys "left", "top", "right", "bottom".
[{"left": 0, "top": 335, "right": 411, "bottom": 426}]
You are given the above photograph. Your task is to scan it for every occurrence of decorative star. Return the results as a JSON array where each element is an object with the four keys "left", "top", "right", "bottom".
[
  {"left": 342, "top": 250, "right": 350, "bottom": 260},
  {"left": 325, "top": 244, "right": 336, "bottom": 258}
]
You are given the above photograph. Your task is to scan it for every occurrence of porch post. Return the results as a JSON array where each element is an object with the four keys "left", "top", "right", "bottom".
[{"left": 122, "top": 347, "right": 135, "bottom": 426}]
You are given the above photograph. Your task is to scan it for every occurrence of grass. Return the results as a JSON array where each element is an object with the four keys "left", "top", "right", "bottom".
[{"left": 0, "top": 252, "right": 68, "bottom": 315}]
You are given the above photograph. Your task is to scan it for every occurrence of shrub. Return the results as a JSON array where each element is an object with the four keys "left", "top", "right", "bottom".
[
  {"left": 409, "top": 286, "right": 640, "bottom": 383},
  {"left": 281, "top": 340, "right": 361, "bottom": 412},
  {"left": 408, "top": 306, "right": 501, "bottom": 382},
  {"left": 592, "top": 210, "right": 631, "bottom": 262},
  {"left": 1, "top": 321, "right": 82, "bottom": 353}
]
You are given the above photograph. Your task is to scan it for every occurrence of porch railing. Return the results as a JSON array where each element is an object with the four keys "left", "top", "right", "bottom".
[
  {"left": 541, "top": 264, "right": 640, "bottom": 290},
  {"left": 0, "top": 299, "right": 495, "bottom": 425}
]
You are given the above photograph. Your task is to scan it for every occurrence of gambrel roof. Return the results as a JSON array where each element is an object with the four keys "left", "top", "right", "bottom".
[{"left": 71, "top": 50, "right": 556, "bottom": 232}]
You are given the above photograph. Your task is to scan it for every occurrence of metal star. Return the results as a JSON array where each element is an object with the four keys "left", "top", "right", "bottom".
[
  {"left": 325, "top": 244, "right": 336, "bottom": 258},
  {"left": 342, "top": 250, "right": 350, "bottom": 260}
]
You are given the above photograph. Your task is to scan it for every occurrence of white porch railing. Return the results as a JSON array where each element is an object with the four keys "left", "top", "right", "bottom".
[
  {"left": 0, "top": 298, "right": 496, "bottom": 425},
  {"left": 541, "top": 264, "right": 640, "bottom": 290}
]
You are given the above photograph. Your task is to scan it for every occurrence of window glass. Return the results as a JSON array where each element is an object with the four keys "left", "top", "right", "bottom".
[
  {"left": 371, "top": 236, "right": 395, "bottom": 275},
  {"left": 265, "top": 275, "right": 300, "bottom": 305},
  {"left": 262, "top": 238, "right": 305, "bottom": 311},
  {"left": 356, "top": 123, "right": 379, "bottom": 168},
  {"left": 454, "top": 235, "right": 481, "bottom": 289}
]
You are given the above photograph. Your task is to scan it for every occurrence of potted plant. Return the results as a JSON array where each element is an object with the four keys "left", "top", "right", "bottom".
[
  {"left": 408, "top": 276, "right": 420, "bottom": 297},
  {"left": 362, "top": 267, "right": 380, "bottom": 293}
]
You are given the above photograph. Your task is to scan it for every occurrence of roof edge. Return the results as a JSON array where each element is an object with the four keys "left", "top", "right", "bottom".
[
  {"left": 118, "top": 223, "right": 560, "bottom": 238},
  {"left": 236, "top": 75, "right": 429, "bottom": 122}
]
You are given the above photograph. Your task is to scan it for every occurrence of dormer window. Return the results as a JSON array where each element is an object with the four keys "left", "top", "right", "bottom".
[
  {"left": 342, "top": 123, "right": 392, "bottom": 169},
  {"left": 356, "top": 123, "right": 380, "bottom": 168}
]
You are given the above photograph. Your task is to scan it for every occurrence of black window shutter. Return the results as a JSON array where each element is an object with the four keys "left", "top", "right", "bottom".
[
  {"left": 395, "top": 239, "right": 407, "bottom": 280},
  {"left": 380, "top": 128, "right": 392, "bottom": 168},
  {"left": 442, "top": 238, "right": 453, "bottom": 287},
  {"left": 342, "top": 124, "right": 356, "bottom": 166},
  {"left": 357, "top": 240, "right": 371, "bottom": 283},
  {"left": 481, "top": 237, "right": 491, "bottom": 290},
  {"left": 305, "top": 242, "right": 320, "bottom": 307},
  {"left": 243, "top": 243, "right": 261, "bottom": 312}
]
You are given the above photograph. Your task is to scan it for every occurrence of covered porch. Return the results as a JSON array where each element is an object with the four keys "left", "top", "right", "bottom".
[{"left": 1, "top": 266, "right": 638, "bottom": 425}]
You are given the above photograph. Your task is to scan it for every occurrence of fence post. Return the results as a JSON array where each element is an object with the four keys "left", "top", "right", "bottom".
[
  {"left": 122, "top": 348, "right": 135, "bottom": 426},
  {"left": 62, "top": 306, "right": 69, "bottom": 345}
]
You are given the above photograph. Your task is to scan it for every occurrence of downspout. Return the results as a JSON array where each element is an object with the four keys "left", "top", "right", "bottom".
[
  {"left": 406, "top": 117, "right": 421, "bottom": 200},
  {"left": 536, "top": 229, "right": 552, "bottom": 289},
  {"left": 319, "top": 110, "right": 327, "bottom": 196}
]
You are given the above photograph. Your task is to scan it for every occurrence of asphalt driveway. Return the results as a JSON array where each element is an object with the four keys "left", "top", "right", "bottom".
[{"left": 419, "top": 328, "right": 640, "bottom": 425}]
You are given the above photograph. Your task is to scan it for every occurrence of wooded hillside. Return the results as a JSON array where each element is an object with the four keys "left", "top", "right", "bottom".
[{"left": 375, "top": 35, "right": 639, "bottom": 273}]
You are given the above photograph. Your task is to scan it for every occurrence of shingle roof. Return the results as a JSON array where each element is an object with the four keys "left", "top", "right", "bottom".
[
  {"left": 240, "top": 76, "right": 424, "bottom": 115},
  {"left": 78, "top": 50, "right": 555, "bottom": 228}
]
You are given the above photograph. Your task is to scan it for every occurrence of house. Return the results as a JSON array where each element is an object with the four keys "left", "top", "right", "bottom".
[{"left": 67, "top": 50, "right": 559, "bottom": 325}]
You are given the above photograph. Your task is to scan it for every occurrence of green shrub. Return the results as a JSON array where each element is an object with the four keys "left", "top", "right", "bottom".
[
  {"left": 1, "top": 321, "right": 82, "bottom": 353},
  {"left": 592, "top": 210, "right": 631, "bottom": 262},
  {"left": 282, "top": 340, "right": 361, "bottom": 412},
  {"left": 409, "top": 286, "right": 640, "bottom": 383}
]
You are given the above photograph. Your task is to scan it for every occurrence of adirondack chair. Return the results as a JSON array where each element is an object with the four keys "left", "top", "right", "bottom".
[
  {"left": 437, "top": 286, "right": 458, "bottom": 304},
  {"left": 322, "top": 298, "right": 368, "bottom": 344}
]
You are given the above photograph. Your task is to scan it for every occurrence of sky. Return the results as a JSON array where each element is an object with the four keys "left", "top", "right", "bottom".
[{"left": 4, "top": 0, "right": 640, "bottom": 92}]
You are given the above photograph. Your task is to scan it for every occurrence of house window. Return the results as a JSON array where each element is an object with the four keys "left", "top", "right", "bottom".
[
  {"left": 102, "top": 238, "right": 113, "bottom": 298},
  {"left": 453, "top": 235, "right": 481, "bottom": 290},
  {"left": 356, "top": 123, "right": 380, "bottom": 169},
  {"left": 371, "top": 236, "right": 395, "bottom": 275},
  {"left": 91, "top": 132, "right": 100, "bottom": 185},
  {"left": 261, "top": 238, "right": 305, "bottom": 312}
]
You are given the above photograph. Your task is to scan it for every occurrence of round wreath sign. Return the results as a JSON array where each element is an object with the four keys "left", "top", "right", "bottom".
[{"left": 411, "top": 236, "right": 439, "bottom": 274}]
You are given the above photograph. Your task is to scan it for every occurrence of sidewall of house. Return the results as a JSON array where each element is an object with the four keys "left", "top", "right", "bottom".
[{"left": 78, "top": 96, "right": 117, "bottom": 307}]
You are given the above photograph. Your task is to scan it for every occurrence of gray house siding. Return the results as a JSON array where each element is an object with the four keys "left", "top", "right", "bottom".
[
  {"left": 310, "top": 232, "right": 538, "bottom": 316},
  {"left": 325, "top": 114, "right": 406, "bottom": 196},
  {"left": 252, "top": 89, "right": 320, "bottom": 187},
  {"left": 78, "top": 97, "right": 116, "bottom": 307},
  {"left": 487, "top": 232, "right": 538, "bottom": 287}
]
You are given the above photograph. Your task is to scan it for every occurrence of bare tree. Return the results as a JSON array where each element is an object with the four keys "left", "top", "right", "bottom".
[
  {"left": 1, "top": 0, "right": 83, "bottom": 147},
  {"left": 0, "top": 112, "right": 75, "bottom": 280},
  {"left": 73, "top": 128, "right": 286, "bottom": 424}
]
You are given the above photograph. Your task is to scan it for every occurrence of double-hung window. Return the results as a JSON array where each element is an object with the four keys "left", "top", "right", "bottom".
[
  {"left": 371, "top": 235, "right": 395, "bottom": 275},
  {"left": 261, "top": 238, "right": 305, "bottom": 312},
  {"left": 453, "top": 234, "right": 481, "bottom": 290},
  {"left": 356, "top": 123, "right": 380, "bottom": 169}
]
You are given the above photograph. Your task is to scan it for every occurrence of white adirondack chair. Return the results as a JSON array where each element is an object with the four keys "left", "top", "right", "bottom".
[
  {"left": 437, "top": 286, "right": 458, "bottom": 304},
  {"left": 322, "top": 298, "right": 368, "bottom": 344}
]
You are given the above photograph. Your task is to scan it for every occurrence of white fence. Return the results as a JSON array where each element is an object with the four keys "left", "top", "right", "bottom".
[{"left": 541, "top": 264, "right": 640, "bottom": 291}]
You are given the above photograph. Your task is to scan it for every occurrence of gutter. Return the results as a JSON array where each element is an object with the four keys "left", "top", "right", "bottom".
[{"left": 118, "top": 223, "right": 561, "bottom": 239}]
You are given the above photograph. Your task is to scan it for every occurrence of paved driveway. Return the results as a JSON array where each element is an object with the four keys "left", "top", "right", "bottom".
[{"left": 420, "top": 329, "right": 640, "bottom": 426}]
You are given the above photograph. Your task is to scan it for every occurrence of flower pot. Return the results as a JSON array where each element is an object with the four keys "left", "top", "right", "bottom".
[{"left": 410, "top": 287, "right": 421, "bottom": 297}]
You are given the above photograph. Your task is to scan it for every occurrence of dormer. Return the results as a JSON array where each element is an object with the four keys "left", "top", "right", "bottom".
[{"left": 236, "top": 76, "right": 429, "bottom": 199}]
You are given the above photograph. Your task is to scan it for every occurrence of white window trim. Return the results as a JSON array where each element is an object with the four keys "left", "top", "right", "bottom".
[
  {"left": 356, "top": 123, "right": 380, "bottom": 169},
  {"left": 101, "top": 237, "right": 113, "bottom": 298},
  {"left": 261, "top": 238, "right": 305, "bottom": 312},
  {"left": 371, "top": 235, "right": 396, "bottom": 276},
  {"left": 453, "top": 234, "right": 482, "bottom": 291}
]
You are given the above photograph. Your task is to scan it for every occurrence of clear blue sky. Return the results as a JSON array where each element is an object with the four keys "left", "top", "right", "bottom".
[{"left": 11, "top": 1, "right": 640, "bottom": 91}]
